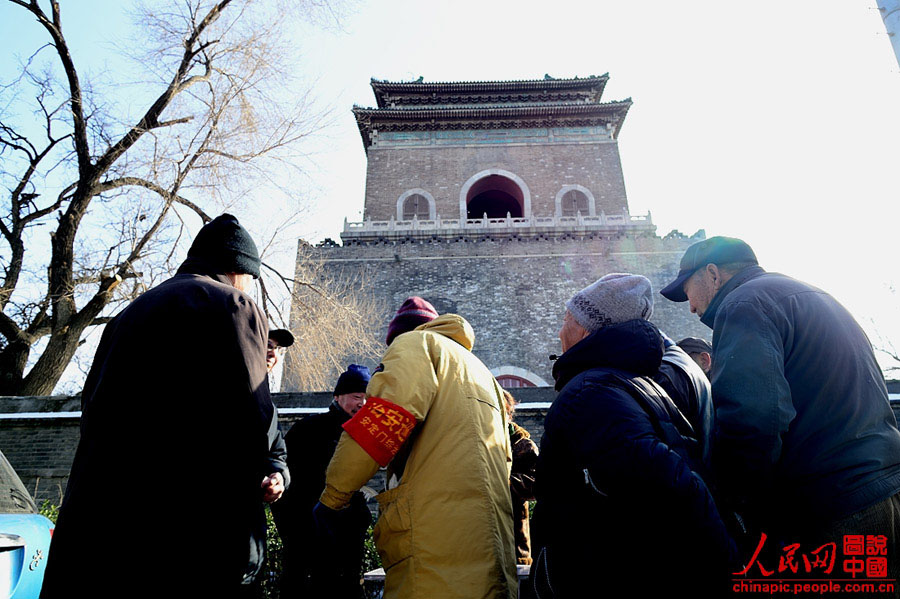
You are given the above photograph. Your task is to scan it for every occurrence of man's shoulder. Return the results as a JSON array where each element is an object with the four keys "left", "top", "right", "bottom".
[
  {"left": 172, "top": 273, "right": 249, "bottom": 301},
  {"left": 555, "top": 368, "right": 643, "bottom": 415},
  {"left": 287, "top": 412, "right": 323, "bottom": 432},
  {"left": 729, "top": 271, "right": 820, "bottom": 302},
  {"left": 548, "top": 370, "right": 659, "bottom": 443},
  {"left": 133, "top": 273, "right": 239, "bottom": 306},
  {"left": 720, "top": 272, "right": 838, "bottom": 326},
  {"left": 286, "top": 411, "right": 337, "bottom": 436}
]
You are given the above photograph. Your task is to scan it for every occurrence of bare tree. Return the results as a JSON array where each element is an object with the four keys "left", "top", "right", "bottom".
[
  {"left": 0, "top": 0, "right": 338, "bottom": 395},
  {"left": 280, "top": 241, "right": 385, "bottom": 392},
  {"left": 870, "top": 284, "right": 900, "bottom": 377}
]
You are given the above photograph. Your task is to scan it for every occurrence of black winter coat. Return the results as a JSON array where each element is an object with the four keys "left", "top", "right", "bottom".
[
  {"left": 271, "top": 402, "right": 370, "bottom": 597},
  {"left": 41, "top": 260, "right": 288, "bottom": 598},
  {"left": 654, "top": 337, "right": 714, "bottom": 472},
  {"left": 702, "top": 266, "right": 900, "bottom": 535},
  {"left": 529, "top": 319, "right": 736, "bottom": 598}
]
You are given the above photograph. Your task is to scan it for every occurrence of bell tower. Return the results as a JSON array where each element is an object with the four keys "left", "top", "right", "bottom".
[{"left": 285, "top": 75, "right": 708, "bottom": 391}]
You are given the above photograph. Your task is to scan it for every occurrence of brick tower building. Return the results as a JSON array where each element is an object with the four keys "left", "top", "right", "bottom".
[{"left": 284, "top": 75, "right": 707, "bottom": 391}]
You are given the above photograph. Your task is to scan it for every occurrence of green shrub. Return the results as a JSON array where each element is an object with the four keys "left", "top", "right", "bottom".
[
  {"left": 38, "top": 499, "right": 59, "bottom": 523},
  {"left": 363, "top": 522, "right": 382, "bottom": 572},
  {"left": 260, "top": 506, "right": 381, "bottom": 599}
]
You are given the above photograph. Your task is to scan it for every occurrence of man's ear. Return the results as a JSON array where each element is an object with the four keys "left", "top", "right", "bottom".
[
  {"left": 699, "top": 352, "right": 712, "bottom": 372},
  {"left": 706, "top": 264, "right": 725, "bottom": 291}
]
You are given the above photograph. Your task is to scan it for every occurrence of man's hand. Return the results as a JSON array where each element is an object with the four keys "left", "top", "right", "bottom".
[{"left": 261, "top": 471, "right": 285, "bottom": 503}]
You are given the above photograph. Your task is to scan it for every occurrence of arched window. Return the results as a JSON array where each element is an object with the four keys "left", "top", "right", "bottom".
[
  {"left": 396, "top": 189, "right": 436, "bottom": 220},
  {"left": 491, "top": 366, "right": 550, "bottom": 388},
  {"left": 496, "top": 375, "right": 536, "bottom": 389},
  {"left": 402, "top": 193, "right": 431, "bottom": 220},
  {"left": 554, "top": 185, "right": 596, "bottom": 218},
  {"left": 560, "top": 189, "right": 589, "bottom": 217}
]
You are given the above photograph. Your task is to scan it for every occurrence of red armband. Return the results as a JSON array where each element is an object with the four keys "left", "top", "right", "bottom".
[{"left": 342, "top": 396, "right": 417, "bottom": 467}]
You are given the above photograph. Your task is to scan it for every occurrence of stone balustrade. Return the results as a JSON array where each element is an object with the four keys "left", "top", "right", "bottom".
[
  {"left": 343, "top": 209, "right": 653, "bottom": 234},
  {"left": 339, "top": 210, "right": 655, "bottom": 243}
]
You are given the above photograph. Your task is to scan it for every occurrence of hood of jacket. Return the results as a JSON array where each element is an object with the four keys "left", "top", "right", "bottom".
[
  {"left": 415, "top": 313, "right": 475, "bottom": 351},
  {"left": 552, "top": 319, "right": 664, "bottom": 390}
]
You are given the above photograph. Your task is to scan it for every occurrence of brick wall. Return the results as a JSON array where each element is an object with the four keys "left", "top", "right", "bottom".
[
  {"left": 0, "top": 390, "right": 553, "bottom": 504},
  {"left": 3, "top": 389, "right": 899, "bottom": 505},
  {"left": 363, "top": 142, "right": 629, "bottom": 221}
]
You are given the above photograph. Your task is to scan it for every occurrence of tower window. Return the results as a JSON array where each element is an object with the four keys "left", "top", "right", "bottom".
[
  {"left": 496, "top": 375, "right": 536, "bottom": 389},
  {"left": 402, "top": 194, "right": 431, "bottom": 220},
  {"left": 561, "top": 189, "right": 589, "bottom": 217}
]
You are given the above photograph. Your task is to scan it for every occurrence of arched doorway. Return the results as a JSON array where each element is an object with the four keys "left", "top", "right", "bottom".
[
  {"left": 459, "top": 169, "right": 531, "bottom": 221},
  {"left": 466, "top": 175, "right": 524, "bottom": 219}
]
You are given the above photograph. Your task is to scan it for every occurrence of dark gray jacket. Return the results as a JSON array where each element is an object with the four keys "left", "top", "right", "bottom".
[{"left": 702, "top": 265, "right": 900, "bottom": 532}]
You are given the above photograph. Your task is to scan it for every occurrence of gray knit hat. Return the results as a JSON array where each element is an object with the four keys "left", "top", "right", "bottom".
[{"left": 566, "top": 273, "right": 654, "bottom": 332}]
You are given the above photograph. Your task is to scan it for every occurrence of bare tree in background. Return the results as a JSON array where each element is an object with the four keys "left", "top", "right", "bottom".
[
  {"left": 0, "top": 0, "right": 344, "bottom": 395},
  {"left": 870, "top": 284, "right": 900, "bottom": 377},
  {"left": 280, "top": 241, "right": 385, "bottom": 392},
  {"left": 876, "top": 340, "right": 900, "bottom": 375}
]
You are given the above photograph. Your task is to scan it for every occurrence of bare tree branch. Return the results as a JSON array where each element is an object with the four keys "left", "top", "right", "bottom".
[
  {"left": 96, "top": 177, "right": 212, "bottom": 222},
  {"left": 1, "top": 0, "right": 341, "bottom": 394}
]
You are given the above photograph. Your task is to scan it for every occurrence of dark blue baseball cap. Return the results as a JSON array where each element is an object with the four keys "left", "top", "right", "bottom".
[{"left": 660, "top": 236, "right": 757, "bottom": 302}]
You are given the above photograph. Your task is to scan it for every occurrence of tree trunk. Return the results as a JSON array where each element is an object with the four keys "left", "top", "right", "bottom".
[
  {"left": 0, "top": 339, "right": 30, "bottom": 396},
  {"left": 18, "top": 331, "right": 84, "bottom": 396}
]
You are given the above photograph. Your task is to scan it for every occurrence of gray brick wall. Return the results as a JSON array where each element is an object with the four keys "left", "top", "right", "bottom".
[{"left": 285, "top": 233, "right": 710, "bottom": 391}]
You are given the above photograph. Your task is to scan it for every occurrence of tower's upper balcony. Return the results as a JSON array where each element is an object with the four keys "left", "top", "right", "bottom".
[{"left": 339, "top": 209, "right": 654, "bottom": 245}]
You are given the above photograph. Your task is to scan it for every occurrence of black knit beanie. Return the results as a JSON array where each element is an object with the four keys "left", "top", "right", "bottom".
[
  {"left": 186, "top": 214, "right": 261, "bottom": 278},
  {"left": 333, "top": 364, "right": 371, "bottom": 396}
]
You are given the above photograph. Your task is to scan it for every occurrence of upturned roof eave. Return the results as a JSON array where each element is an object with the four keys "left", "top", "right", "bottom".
[
  {"left": 352, "top": 99, "right": 631, "bottom": 119},
  {"left": 351, "top": 99, "right": 632, "bottom": 151},
  {"left": 370, "top": 75, "right": 609, "bottom": 108}
]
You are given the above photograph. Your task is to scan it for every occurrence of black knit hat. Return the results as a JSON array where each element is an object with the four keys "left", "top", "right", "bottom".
[
  {"left": 187, "top": 214, "right": 261, "bottom": 278},
  {"left": 333, "top": 364, "right": 371, "bottom": 396}
]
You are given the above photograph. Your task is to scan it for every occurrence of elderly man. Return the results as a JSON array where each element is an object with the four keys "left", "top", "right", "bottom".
[
  {"left": 529, "top": 273, "right": 736, "bottom": 597},
  {"left": 677, "top": 336, "right": 712, "bottom": 376},
  {"left": 267, "top": 328, "right": 295, "bottom": 373},
  {"left": 314, "top": 305, "right": 517, "bottom": 599},
  {"left": 272, "top": 364, "right": 373, "bottom": 599},
  {"left": 653, "top": 332, "right": 714, "bottom": 470},
  {"left": 41, "top": 214, "right": 289, "bottom": 598},
  {"left": 661, "top": 236, "right": 900, "bottom": 567}
]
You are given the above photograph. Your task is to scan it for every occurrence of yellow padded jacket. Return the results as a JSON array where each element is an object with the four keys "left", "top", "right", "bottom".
[{"left": 320, "top": 314, "right": 517, "bottom": 599}]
